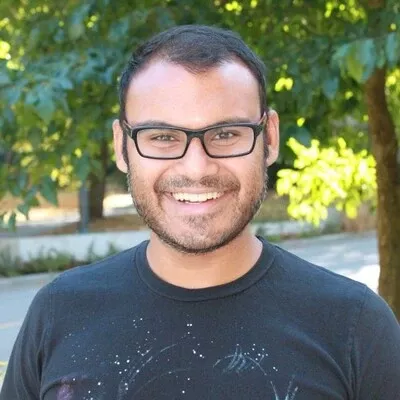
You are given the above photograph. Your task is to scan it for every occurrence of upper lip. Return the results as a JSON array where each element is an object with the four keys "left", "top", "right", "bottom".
[{"left": 169, "top": 190, "right": 224, "bottom": 194}]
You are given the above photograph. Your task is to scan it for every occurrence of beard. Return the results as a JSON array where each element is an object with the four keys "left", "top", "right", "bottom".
[{"left": 127, "top": 163, "right": 268, "bottom": 254}]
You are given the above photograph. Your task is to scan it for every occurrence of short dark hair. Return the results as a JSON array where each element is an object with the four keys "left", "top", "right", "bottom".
[{"left": 118, "top": 25, "right": 268, "bottom": 162}]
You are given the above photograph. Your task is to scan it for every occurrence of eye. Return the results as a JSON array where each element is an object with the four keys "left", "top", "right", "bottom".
[
  {"left": 140, "top": 128, "right": 184, "bottom": 142},
  {"left": 150, "top": 134, "right": 177, "bottom": 142},
  {"left": 213, "top": 130, "right": 237, "bottom": 140}
]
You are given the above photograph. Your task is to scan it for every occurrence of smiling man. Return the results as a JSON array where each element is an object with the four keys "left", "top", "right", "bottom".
[
  {"left": 1, "top": 25, "right": 400, "bottom": 400},
  {"left": 114, "top": 48, "right": 276, "bottom": 288}
]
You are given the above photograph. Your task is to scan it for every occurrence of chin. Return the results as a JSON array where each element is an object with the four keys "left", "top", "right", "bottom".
[{"left": 155, "top": 225, "right": 248, "bottom": 255}]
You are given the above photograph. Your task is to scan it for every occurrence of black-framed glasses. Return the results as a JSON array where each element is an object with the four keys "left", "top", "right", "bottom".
[{"left": 122, "top": 113, "right": 267, "bottom": 160}]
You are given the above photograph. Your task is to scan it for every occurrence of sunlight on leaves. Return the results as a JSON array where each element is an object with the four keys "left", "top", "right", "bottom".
[
  {"left": 275, "top": 77, "right": 294, "bottom": 91},
  {"left": 225, "top": 1, "right": 243, "bottom": 14},
  {"left": 277, "top": 138, "right": 376, "bottom": 226},
  {"left": 0, "top": 41, "right": 10, "bottom": 59},
  {"left": 296, "top": 117, "right": 305, "bottom": 127}
]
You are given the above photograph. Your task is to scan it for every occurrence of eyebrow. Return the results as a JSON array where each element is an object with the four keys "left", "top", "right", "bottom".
[{"left": 127, "top": 117, "right": 256, "bottom": 129}]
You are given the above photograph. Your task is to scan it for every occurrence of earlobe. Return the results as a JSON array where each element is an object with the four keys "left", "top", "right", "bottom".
[
  {"left": 265, "top": 109, "right": 280, "bottom": 166},
  {"left": 112, "top": 119, "right": 128, "bottom": 173}
]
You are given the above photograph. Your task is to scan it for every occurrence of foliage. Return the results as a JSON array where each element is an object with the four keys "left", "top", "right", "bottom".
[
  {"left": 0, "top": 0, "right": 221, "bottom": 229},
  {"left": 386, "top": 68, "right": 400, "bottom": 137},
  {"left": 276, "top": 138, "right": 377, "bottom": 225},
  {"left": 2, "top": 0, "right": 399, "bottom": 230},
  {"left": 216, "top": 0, "right": 399, "bottom": 230},
  {"left": 219, "top": 1, "right": 399, "bottom": 237}
]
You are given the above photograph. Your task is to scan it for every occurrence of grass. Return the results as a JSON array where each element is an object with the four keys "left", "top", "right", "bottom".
[{"left": 0, "top": 244, "right": 120, "bottom": 277}]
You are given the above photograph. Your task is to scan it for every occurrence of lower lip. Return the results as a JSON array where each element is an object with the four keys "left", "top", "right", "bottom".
[{"left": 164, "top": 193, "right": 230, "bottom": 215}]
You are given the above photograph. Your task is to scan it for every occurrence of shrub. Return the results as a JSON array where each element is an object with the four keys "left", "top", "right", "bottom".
[
  {"left": 276, "top": 137, "right": 376, "bottom": 226},
  {"left": 0, "top": 244, "right": 120, "bottom": 277}
]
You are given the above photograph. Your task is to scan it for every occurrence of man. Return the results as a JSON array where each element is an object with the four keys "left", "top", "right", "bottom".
[{"left": 1, "top": 25, "right": 400, "bottom": 400}]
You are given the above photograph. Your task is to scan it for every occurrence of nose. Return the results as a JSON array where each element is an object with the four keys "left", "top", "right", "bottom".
[{"left": 177, "top": 138, "right": 219, "bottom": 180}]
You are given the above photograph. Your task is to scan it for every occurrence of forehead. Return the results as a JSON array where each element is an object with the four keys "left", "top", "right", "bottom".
[{"left": 125, "top": 59, "right": 260, "bottom": 127}]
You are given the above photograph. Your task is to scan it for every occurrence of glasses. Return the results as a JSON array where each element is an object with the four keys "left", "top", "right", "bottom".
[{"left": 122, "top": 113, "right": 267, "bottom": 160}]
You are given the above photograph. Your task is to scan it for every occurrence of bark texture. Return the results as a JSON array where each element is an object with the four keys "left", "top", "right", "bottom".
[
  {"left": 364, "top": 67, "right": 400, "bottom": 319},
  {"left": 88, "top": 138, "right": 109, "bottom": 220}
]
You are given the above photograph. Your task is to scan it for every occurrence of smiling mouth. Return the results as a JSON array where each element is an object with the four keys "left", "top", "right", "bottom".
[{"left": 171, "top": 192, "right": 223, "bottom": 203}]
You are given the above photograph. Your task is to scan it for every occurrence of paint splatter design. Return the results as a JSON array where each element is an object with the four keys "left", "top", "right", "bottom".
[
  {"left": 56, "top": 320, "right": 299, "bottom": 399},
  {"left": 56, "top": 383, "right": 73, "bottom": 400}
]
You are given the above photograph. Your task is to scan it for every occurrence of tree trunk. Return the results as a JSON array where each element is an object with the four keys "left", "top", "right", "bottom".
[
  {"left": 88, "top": 138, "right": 109, "bottom": 221},
  {"left": 364, "top": 67, "right": 400, "bottom": 319}
]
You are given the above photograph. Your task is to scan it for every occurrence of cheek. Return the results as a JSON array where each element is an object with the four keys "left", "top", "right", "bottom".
[
  {"left": 233, "top": 155, "right": 265, "bottom": 191},
  {"left": 129, "top": 157, "right": 169, "bottom": 193}
]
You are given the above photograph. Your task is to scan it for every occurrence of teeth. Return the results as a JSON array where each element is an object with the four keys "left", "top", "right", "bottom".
[{"left": 172, "top": 192, "right": 222, "bottom": 203}]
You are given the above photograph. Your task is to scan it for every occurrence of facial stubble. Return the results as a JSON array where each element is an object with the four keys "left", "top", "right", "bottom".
[{"left": 126, "top": 158, "right": 268, "bottom": 254}]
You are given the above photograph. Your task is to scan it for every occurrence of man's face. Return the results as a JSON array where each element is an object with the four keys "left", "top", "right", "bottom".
[{"left": 113, "top": 59, "right": 279, "bottom": 253}]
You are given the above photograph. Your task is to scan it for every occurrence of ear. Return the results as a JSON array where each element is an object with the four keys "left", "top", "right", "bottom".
[
  {"left": 265, "top": 109, "right": 279, "bottom": 166},
  {"left": 113, "top": 119, "right": 128, "bottom": 173}
]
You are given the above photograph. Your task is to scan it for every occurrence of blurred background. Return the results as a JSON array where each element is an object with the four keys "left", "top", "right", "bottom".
[{"left": 1, "top": 0, "right": 400, "bottom": 380}]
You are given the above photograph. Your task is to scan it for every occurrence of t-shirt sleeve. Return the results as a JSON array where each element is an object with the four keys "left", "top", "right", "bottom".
[
  {"left": 350, "top": 286, "right": 400, "bottom": 399},
  {"left": 0, "top": 284, "right": 52, "bottom": 400}
]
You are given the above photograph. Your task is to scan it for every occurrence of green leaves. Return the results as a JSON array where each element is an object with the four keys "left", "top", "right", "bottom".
[
  {"left": 68, "top": 3, "right": 92, "bottom": 40},
  {"left": 333, "top": 39, "right": 377, "bottom": 83},
  {"left": 386, "top": 32, "right": 400, "bottom": 67},
  {"left": 1, "top": 0, "right": 399, "bottom": 231},
  {"left": 333, "top": 33, "right": 400, "bottom": 83},
  {"left": 351, "top": 39, "right": 376, "bottom": 82},
  {"left": 0, "top": 70, "right": 11, "bottom": 87},
  {"left": 276, "top": 138, "right": 377, "bottom": 226},
  {"left": 75, "top": 153, "right": 92, "bottom": 182},
  {"left": 6, "top": 212, "right": 16, "bottom": 231},
  {"left": 40, "top": 176, "right": 58, "bottom": 205},
  {"left": 322, "top": 76, "right": 339, "bottom": 100},
  {"left": 58, "top": 76, "right": 74, "bottom": 90},
  {"left": 26, "top": 89, "right": 56, "bottom": 124}
]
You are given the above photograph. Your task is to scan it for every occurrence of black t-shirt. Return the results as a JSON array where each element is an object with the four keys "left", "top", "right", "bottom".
[{"left": 1, "top": 238, "right": 400, "bottom": 399}]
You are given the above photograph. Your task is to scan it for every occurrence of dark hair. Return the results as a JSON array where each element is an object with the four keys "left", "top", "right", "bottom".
[{"left": 118, "top": 25, "right": 268, "bottom": 162}]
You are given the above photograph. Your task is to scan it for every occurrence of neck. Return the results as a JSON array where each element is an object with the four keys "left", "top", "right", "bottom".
[{"left": 146, "top": 227, "right": 262, "bottom": 289}]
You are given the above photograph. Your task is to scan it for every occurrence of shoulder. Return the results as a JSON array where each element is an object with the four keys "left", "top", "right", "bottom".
[
  {"left": 270, "top": 241, "right": 368, "bottom": 296},
  {"left": 42, "top": 241, "right": 146, "bottom": 298},
  {"left": 264, "top": 241, "right": 378, "bottom": 327},
  {"left": 264, "top": 240, "right": 399, "bottom": 351},
  {"left": 22, "top": 242, "right": 148, "bottom": 335},
  {"left": 352, "top": 283, "right": 399, "bottom": 342}
]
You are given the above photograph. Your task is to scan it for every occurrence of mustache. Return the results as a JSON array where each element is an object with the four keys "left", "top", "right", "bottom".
[{"left": 155, "top": 175, "right": 240, "bottom": 192}]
